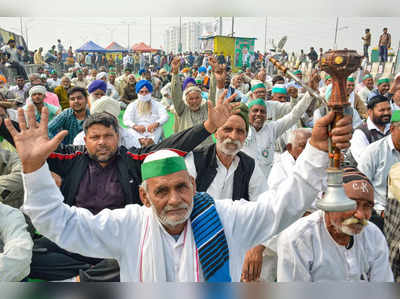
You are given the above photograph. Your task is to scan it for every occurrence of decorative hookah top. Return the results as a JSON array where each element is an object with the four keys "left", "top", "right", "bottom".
[{"left": 320, "top": 50, "right": 363, "bottom": 108}]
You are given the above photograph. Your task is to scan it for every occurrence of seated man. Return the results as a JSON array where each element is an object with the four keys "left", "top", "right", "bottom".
[
  {"left": 358, "top": 110, "right": 400, "bottom": 228},
  {"left": 9, "top": 102, "right": 352, "bottom": 281},
  {"left": 277, "top": 167, "right": 394, "bottom": 282},
  {"left": 123, "top": 80, "right": 169, "bottom": 145},
  {"left": 0, "top": 89, "right": 237, "bottom": 281},
  {"left": 0, "top": 202, "right": 33, "bottom": 281},
  {"left": 384, "top": 162, "right": 400, "bottom": 282}
]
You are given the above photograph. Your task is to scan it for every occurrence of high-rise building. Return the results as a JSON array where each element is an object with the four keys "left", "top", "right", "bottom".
[{"left": 164, "top": 21, "right": 214, "bottom": 53}]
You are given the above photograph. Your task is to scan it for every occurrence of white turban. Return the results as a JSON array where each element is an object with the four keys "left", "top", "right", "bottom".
[
  {"left": 96, "top": 72, "right": 107, "bottom": 80},
  {"left": 29, "top": 85, "right": 47, "bottom": 97},
  {"left": 90, "top": 96, "right": 121, "bottom": 119}
]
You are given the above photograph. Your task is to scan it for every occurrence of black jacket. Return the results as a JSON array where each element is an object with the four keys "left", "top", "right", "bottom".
[
  {"left": 192, "top": 143, "right": 255, "bottom": 201},
  {"left": 0, "top": 121, "right": 211, "bottom": 207}
]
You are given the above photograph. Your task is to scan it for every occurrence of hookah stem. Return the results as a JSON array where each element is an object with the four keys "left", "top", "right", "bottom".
[
  {"left": 331, "top": 107, "right": 344, "bottom": 169},
  {"left": 268, "top": 57, "right": 328, "bottom": 105}
]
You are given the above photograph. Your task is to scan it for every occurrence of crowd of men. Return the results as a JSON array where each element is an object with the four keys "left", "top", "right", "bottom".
[{"left": 0, "top": 30, "right": 400, "bottom": 283}]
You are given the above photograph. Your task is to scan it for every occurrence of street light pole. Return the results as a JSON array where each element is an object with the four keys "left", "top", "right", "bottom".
[
  {"left": 149, "top": 16, "right": 152, "bottom": 47},
  {"left": 334, "top": 17, "right": 339, "bottom": 49},
  {"left": 264, "top": 16, "right": 268, "bottom": 52}
]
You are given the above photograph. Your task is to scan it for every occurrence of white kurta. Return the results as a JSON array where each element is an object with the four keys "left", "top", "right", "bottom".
[
  {"left": 22, "top": 143, "right": 328, "bottom": 282},
  {"left": 350, "top": 118, "right": 391, "bottom": 166},
  {"left": 0, "top": 203, "right": 33, "bottom": 282},
  {"left": 242, "top": 93, "right": 314, "bottom": 179},
  {"left": 358, "top": 135, "right": 400, "bottom": 211},
  {"left": 123, "top": 99, "right": 169, "bottom": 143},
  {"left": 184, "top": 151, "right": 267, "bottom": 201},
  {"left": 277, "top": 210, "right": 394, "bottom": 282}
]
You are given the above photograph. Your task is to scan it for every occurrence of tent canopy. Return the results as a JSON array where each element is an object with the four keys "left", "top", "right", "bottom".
[
  {"left": 105, "top": 42, "right": 128, "bottom": 53},
  {"left": 131, "top": 42, "right": 158, "bottom": 53},
  {"left": 76, "top": 41, "right": 107, "bottom": 53}
]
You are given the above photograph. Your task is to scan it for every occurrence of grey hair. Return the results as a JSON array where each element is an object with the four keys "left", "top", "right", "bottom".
[
  {"left": 140, "top": 180, "right": 148, "bottom": 192},
  {"left": 287, "top": 128, "right": 312, "bottom": 146}
]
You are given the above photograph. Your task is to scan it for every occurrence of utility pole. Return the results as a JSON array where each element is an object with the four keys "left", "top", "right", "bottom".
[
  {"left": 264, "top": 17, "right": 268, "bottom": 52},
  {"left": 149, "top": 16, "right": 152, "bottom": 47},
  {"left": 231, "top": 17, "right": 234, "bottom": 37},
  {"left": 334, "top": 17, "right": 339, "bottom": 49},
  {"left": 20, "top": 17, "right": 23, "bottom": 36},
  {"left": 128, "top": 24, "right": 130, "bottom": 50},
  {"left": 179, "top": 16, "right": 182, "bottom": 53},
  {"left": 219, "top": 17, "right": 222, "bottom": 35}
]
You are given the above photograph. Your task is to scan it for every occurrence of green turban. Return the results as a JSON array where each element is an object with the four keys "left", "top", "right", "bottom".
[
  {"left": 347, "top": 77, "right": 355, "bottom": 82},
  {"left": 391, "top": 110, "right": 400, "bottom": 123},
  {"left": 378, "top": 77, "right": 390, "bottom": 85},
  {"left": 251, "top": 83, "right": 266, "bottom": 91},
  {"left": 232, "top": 103, "right": 249, "bottom": 132},
  {"left": 248, "top": 98, "right": 266, "bottom": 109}
]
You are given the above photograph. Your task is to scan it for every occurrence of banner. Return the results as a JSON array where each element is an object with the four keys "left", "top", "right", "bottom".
[
  {"left": 0, "top": 27, "right": 27, "bottom": 50},
  {"left": 234, "top": 38, "right": 255, "bottom": 69}
]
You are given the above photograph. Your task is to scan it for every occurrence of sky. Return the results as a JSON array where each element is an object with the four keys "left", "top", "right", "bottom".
[{"left": 1, "top": 17, "right": 400, "bottom": 55}]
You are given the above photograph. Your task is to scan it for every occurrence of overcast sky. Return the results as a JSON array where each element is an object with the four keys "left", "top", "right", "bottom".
[{"left": 1, "top": 17, "right": 400, "bottom": 54}]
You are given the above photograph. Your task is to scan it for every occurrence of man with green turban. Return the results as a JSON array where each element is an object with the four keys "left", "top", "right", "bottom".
[{"left": 367, "top": 77, "right": 391, "bottom": 102}]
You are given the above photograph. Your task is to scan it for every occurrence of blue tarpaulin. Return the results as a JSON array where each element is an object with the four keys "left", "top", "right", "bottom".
[{"left": 76, "top": 41, "right": 107, "bottom": 53}]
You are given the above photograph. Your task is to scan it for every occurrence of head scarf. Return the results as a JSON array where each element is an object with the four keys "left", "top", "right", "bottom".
[
  {"left": 231, "top": 103, "right": 249, "bottom": 132},
  {"left": 198, "top": 66, "right": 207, "bottom": 73},
  {"left": 248, "top": 98, "right": 266, "bottom": 109},
  {"left": 88, "top": 80, "right": 107, "bottom": 93},
  {"left": 391, "top": 110, "right": 400, "bottom": 123},
  {"left": 90, "top": 96, "right": 121, "bottom": 119},
  {"left": 29, "top": 85, "right": 47, "bottom": 97},
  {"left": 251, "top": 83, "right": 266, "bottom": 91},
  {"left": 182, "top": 77, "right": 196, "bottom": 91},
  {"left": 96, "top": 72, "right": 107, "bottom": 80},
  {"left": 272, "top": 84, "right": 288, "bottom": 95},
  {"left": 362, "top": 74, "right": 372, "bottom": 81},
  {"left": 378, "top": 77, "right": 390, "bottom": 85},
  {"left": 141, "top": 150, "right": 187, "bottom": 181},
  {"left": 136, "top": 80, "right": 153, "bottom": 94}
]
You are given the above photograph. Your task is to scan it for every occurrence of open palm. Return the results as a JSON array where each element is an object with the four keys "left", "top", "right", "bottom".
[
  {"left": 5, "top": 105, "right": 68, "bottom": 173},
  {"left": 207, "top": 89, "right": 237, "bottom": 129}
]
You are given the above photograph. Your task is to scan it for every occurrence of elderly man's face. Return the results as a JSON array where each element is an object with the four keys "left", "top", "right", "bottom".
[
  {"left": 128, "top": 75, "right": 136, "bottom": 84},
  {"left": 91, "top": 70, "right": 97, "bottom": 77},
  {"left": 232, "top": 76, "right": 242, "bottom": 88},
  {"left": 61, "top": 78, "right": 71, "bottom": 88},
  {"left": 140, "top": 170, "right": 195, "bottom": 232},
  {"left": 92, "top": 89, "right": 105, "bottom": 99},
  {"left": 249, "top": 104, "right": 266, "bottom": 131},
  {"left": 378, "top": 82, "right": 390, "bottom": 95},
  {"left": 326, "top": 181, "right": 374, "bottom": 236},
  {"left": 364, "top": 78, "right": 374, "bottom": 90},
  {"left": 287, "top": 132, "right": 311, "bottom": 160},
  {"left": 272, "top": 93, "right": 287, "bottom": 103},
  {"left": 215, "top": 115, "right": 247, "bottom": 156},
  {"left": 31, "top": 93, "right": 45, "bottom": 104},
  {"left": 84, "top": 124, "right": 119, "bottom": 164},
  {"left": 287, "top": 86, "right": 298, "bottom": 98},
  {"left": 346, "top": 81, "right": 355, "bottom": 95},
  {"left": 186, "top": 91, "right": 202, "bottom": 112},
  {"left": 252, "top": 87, "right": 266, "bottom": 100},
  {"left": 138, "top": 86, "right": 150, "bottom": 96}
]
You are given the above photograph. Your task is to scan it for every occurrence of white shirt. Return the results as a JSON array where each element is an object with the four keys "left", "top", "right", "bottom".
[
  {"left": 243, "top": 93, "right": 314, "bottom": 179},
  {"left": 0, "top": 203, "right": 33, "bottom": 281},
  {"left": 350, "top": 117, "right": 391, "bottom": 166},
  {"left": 357, "top": 85, "right": 373, "bottom": 103},
  {"left": 47, "top": 78, "right": 61, "bottom": 90},
  {"left": 184, "top": 152, "right": 266, "bottom": 201},
  {"left": 123, "top": 99, "right": 169, "bottom": 143},
  {"left": 358, "top": 135, "right": 400, "bottom": 211},
  {"left": 22, "top": 143, "right": 328, "bottom": 282},
  {"left": 277, "top": 210, "right": 394, "bottom": 282}
]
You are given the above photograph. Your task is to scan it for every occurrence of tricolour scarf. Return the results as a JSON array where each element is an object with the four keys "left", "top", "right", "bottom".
[{"left": 139, "top": 192, "right": 231, "bottom": 282}]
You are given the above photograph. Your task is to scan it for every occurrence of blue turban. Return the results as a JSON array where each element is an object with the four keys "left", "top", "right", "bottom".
[
  {"left": 182, "top": 77, "right": 196, "bottom": 91},
  {"left": 198, "top": 66, "right": 207, "bottom": 73},
  {"left": 88, "top": 80, "right": 107, "bottom": 93},
  {"left": 136, "top": 80, "right": 153, "bottom": 94},
  {"left": 139, "top": 69, "right": 147, "bottom": 76}
]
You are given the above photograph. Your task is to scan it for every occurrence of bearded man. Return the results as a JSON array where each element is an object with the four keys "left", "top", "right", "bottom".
[{"left": 276, "top": 167, "right": 394, "bottom": 282}]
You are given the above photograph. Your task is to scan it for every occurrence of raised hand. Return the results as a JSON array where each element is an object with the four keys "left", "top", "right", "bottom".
[
  {"left": 208, "top": 56, "right": 218, "bottom": 72},
  {"left": 204, "top": 89, "right": 236, "bottom": 133},
  {"left": 214, "top": 63, "right": 227, "bottom": 83},
  {"left": 310, "top": 110, "right": 353, "bottom": 152},
  {"left": 308, "top": 69, "right": 321, "bottom": 91},
  {"left": 171, "top": 56, "right": 181, "bottom": 75},
  {"left": 5, "top": 105, "right": 68, "bottom": 173}
]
